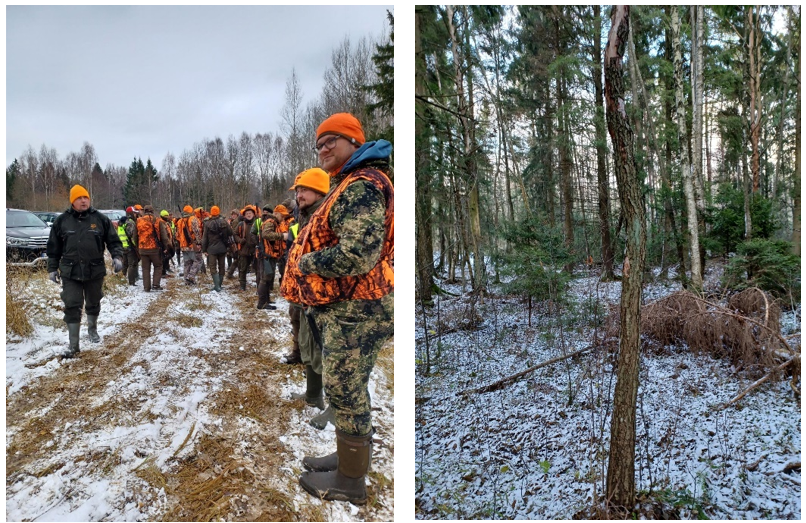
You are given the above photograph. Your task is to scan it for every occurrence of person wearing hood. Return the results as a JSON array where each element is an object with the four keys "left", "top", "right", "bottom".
[
  {"left": 46, "top": 185, "right": 124, "bottom": 358},
  {"left": 285, "top": 113, "right": 394, "bottom": 504}
]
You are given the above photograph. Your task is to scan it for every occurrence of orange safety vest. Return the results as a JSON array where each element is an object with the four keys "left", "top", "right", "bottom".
[
  {"left": 282, "top": 167, "right": 394, "bottom": 306},
  {"left": 176, "top": 216, "right": 198, "bottom": 250},
  {"left": 261, "top": 216, "right": 285, "bottom": 259},
  {"left": 136, "top": 214, "right": 161, "bottom": 250}
]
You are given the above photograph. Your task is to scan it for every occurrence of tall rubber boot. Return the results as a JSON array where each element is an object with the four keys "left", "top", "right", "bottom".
[
  {"left": 213, "top": 274, "right": 222, "bottom": 292},
  {"left": 310, "top": 405, "right": 335, "bottom": 430},
  {"left": 291, "top": 366, "right": 324, "bottom": 409},
  {"left": 304, "top": 428, "right": 374, "bottom": 472},
  {"left": 61, "top": 323, "right": 81, "bottom": 359},
  {"left": 299, "top": 429, "right": 371, "bottom": 504},
  {"left": 257, "top": 282, "right": 272, "bottom": 309},
  {"left": 87, "top": 315, "right": 101, "bottom": 343}
]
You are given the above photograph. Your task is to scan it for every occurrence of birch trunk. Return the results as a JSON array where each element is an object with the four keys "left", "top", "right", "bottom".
[{"left": 672, "top": 7, "right": 703, "bottom": 292}]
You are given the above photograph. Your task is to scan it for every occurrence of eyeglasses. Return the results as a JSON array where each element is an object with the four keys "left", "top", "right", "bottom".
[{"left": 313, "top": 135, "right": 343, "bottom": 153}]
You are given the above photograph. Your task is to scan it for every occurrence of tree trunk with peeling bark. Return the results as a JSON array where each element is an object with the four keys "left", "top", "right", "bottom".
[{"left": 604, "top": 5, "right": 646, "bottom": 512}]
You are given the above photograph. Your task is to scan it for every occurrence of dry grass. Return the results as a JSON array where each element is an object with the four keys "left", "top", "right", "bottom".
[
  {"left": 6, "top": 289, "right": 33, "bottom": 337},
  {"left": 606, "top": 289, "right": 790, "bottom": 374}
]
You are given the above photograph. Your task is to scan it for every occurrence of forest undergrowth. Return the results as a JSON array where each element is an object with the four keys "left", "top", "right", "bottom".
[{"left": 415, "top": 262, "right": 801, "bottom": 520}]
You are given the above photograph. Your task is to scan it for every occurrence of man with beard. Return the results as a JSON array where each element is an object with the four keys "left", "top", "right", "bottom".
[{"left": 285, "top": 114, "right": 394, "bottom": 504}]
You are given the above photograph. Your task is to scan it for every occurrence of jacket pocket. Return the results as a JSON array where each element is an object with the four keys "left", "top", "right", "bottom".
[
  {"left": 59, "top": 258, "right": 77, "bottom": 280},
  {"left": 89, "top": 258, "right": 107, "bottom": 279}
]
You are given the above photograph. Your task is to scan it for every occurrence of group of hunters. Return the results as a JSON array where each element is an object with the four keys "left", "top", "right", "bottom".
[{"left": 45, "top": 113, "right": 394, "bottom": 504}]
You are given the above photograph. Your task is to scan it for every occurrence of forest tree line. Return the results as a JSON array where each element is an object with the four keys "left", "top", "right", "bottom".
[
  {"left": 415, "top": 5, "right": 800, "bottom": 301},
  {"left": 7, "top": 13, "right": 393, "bottom": 214}
]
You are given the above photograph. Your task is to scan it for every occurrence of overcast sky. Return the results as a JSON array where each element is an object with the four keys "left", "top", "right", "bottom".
[{"left": 6, "top": 5, "right": 392, "bottom": 169}]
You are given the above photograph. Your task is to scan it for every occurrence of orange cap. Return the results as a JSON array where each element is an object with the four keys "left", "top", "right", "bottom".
[
  {"left": 274, "top": 205, "right": 290, "bottom": 216},
  {"left": 291, "top": 167, "right": 330, "bottom": 195},
  {"left": 70, "top": 185, "right": 89, "bottom": 203},
  {"left": 183, "top": 205, "right": 193, "bottom": 214},
  {"left": 316, "top": 113, "right": 365, "bottom": 145},
  {"left": 211, "top": 206, "right": 220, "bottom": 216},
  {"left": 134, "top": 204, "right": 143, "bottom": 211}
]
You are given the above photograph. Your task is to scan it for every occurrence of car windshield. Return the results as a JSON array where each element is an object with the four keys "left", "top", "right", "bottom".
[{"left": 7, "top": 211, "right": 48, "bottom": 228}]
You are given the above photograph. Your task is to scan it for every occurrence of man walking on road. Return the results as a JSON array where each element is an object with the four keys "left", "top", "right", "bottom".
[
  {"left": 285, "top": 113, "right": 394, "bottom": 504},
  {"left": 46, "top": 184, "right": 124, "bottom": 358}
]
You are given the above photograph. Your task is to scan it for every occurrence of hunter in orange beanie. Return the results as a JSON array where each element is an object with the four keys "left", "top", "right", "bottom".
[
  {"left": 295, "top": 110, "right": 394, "bottom": 504},
  {"left": 290, "top": 167, "right": 330, "bottom": 195},
  {"left": 70, "top": 185, "right": 90, "bottom": 204},
  {"left": 210, "top": 206, "right": 220, "bottom": 216},
  {"left": 316, "top": 113, "right": 365, "bottom": 145}
]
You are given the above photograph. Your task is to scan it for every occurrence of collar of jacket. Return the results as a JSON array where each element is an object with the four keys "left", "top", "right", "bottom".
[
  {"left": 333, "top": 139, "right": 392, "bottom": 180},
  {"left": 66, "top": 206, "right": 97, "bottom": 217}
]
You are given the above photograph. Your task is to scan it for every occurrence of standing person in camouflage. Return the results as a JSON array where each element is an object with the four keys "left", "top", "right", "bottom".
[
  {"left": 225, "top": 209, "right": 239, "bottom": 274},
  {"left": 47, "top": 185, "right": 124, "bottom": 358},
  {"left": 201, "top": 205, "right": 232, "bottom": 292},
  {"left": 131, "top": 205, "right": 170, "bottom": 292},
  {"left": 123, "top": 206, "right": 141, "bottom": 285},
  {"left": 285, "top": 113, "right": 394, "bottom": 504},
  {"left": 233, "top": 205, "right": 258, "bottom": 291},
  {"left": 177, "top": 205, "right": 203, "bottom": 285},
  {"left": 274, "top": 204, "right": 294, "bottom": 284},
  {"left": 159, "top": 210, "right": 176, "bottom": 277},
  {"left": 282, "top": 168, "right": 332, "bottom": 431},
  {"left": 254, "top": 205, "right": 283, "bottom": 310}
]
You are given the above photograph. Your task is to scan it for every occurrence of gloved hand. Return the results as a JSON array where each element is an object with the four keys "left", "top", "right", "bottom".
[
  {"left": 49, "top": 271, "right": 60, "bottom": 284},
  {"left": 112, "top": 258, "right": 123, "bottom": 273}
]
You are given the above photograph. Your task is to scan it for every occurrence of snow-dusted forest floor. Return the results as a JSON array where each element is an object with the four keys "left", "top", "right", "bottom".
[
  {"left": 6, "top": 263, "right": 394, "bottom": 522},
  {"left": 415, "top": 264, "right": 800, "bottom": 519}
]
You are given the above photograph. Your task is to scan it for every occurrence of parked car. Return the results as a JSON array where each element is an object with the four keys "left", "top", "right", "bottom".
[
  {"left": 99, "top": 209, "right": 126, "bottom": 223},
  {"left": 7, "top": 209, "right": 51, "bottom": 267},
  {"left": 32, "top": 211, "right": 62, "bottom": 227}
]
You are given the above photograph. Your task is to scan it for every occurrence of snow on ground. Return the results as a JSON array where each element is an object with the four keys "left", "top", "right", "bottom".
[
  {"left": 415, "top": 269, "right": 800, "bottom": 519},
  {"left": 6, "top": 264, "right": 394, "bottom": 521}
]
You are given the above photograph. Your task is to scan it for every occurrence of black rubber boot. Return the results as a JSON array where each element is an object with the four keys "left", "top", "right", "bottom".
[
  {"left": 299, "top": 429, "right": 371, "bottom": 504},
  {"left": 87, "top": 315, "right": 101, "bottom": 343},
  {"left": 61, "top": 323, "right": 81, "bottom": 359},
  {"left": 290, "top": 366, "right": 324, "bottom": 409}
]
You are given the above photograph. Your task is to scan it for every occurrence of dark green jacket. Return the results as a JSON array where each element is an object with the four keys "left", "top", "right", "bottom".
[{"left": 46, "top": 206, "right": 123, "bottom": 280}]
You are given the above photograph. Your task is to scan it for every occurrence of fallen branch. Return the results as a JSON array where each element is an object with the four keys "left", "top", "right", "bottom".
[
  {"left": 721, "top": 358, "right": 798, "bottom": 409},
  {"left": 460, "top": 345, "right": 596, "bottom": 395}
]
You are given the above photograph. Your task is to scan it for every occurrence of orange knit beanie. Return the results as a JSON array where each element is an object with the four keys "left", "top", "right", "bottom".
[
  {"left": 211, "top": 206, "right": 220, "bottom": 216},
  {"left": 291, "top": 167, "right": 330, "bottom": 195},
  {"left": 70, "top": 185, "right": 90, "bottom": 203},
  {"left": 316, "top": 113, "right": 365, "bottom": 145}
]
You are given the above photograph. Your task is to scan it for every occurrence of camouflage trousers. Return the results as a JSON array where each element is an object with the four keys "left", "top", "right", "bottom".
[
  {"left": 183, "top": 250, "right": 201, "bottom": 281},
  {"left": 311, "top": 292, "right": 394, "bottom": 437},
  {"left": 291, "top": 302, "right": 322, "bottom": 373}
]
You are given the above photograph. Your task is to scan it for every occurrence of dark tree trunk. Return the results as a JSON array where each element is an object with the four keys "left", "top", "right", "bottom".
[
  {"left": 603, "top": 5, "right": 647, "bottom": 512},
  {"left": 593, "top": 6, "right": 616, "bottom": 280},
  {"left": 415, "top": 7, "right": 435, "bottom": 303}
]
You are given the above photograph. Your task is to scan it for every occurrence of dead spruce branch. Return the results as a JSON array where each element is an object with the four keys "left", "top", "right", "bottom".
[{"left": 460, "top": 345, "right": 596, "bottom": 395}]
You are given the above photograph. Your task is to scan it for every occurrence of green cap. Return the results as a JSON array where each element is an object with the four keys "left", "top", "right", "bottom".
[{"left": 160, "top": 210, "right": 169, "bottom": 217}]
